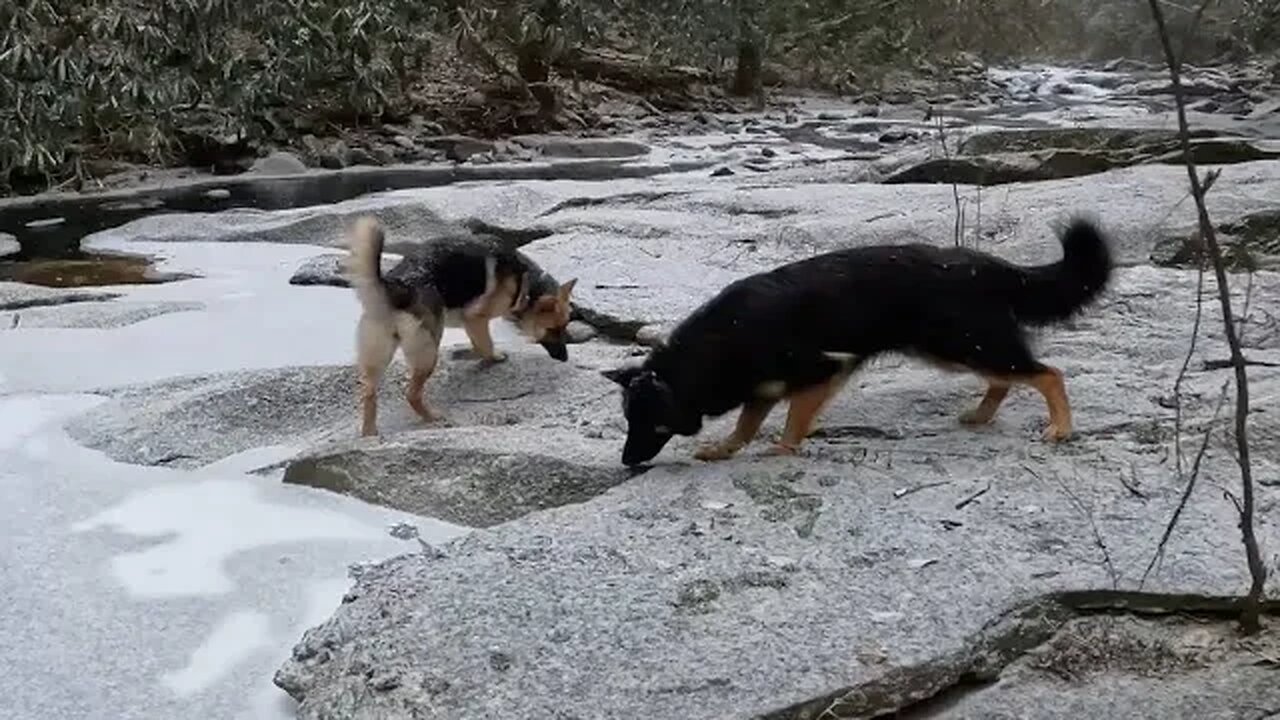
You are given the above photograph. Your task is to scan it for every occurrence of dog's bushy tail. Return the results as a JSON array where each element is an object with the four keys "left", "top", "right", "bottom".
[
  {"left": 342, "top": 216, "right": 393, "bottom": 317},
  {"left": 1011, "top": 217, "right": 1114, "bottom": 325}
]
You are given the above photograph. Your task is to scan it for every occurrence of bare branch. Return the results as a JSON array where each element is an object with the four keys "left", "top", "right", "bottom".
[{"left": 1145, "top": 0, "right": 1268, "bottom": 634}]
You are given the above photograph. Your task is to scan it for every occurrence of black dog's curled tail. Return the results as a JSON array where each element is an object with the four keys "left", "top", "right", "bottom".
[{"left": 1012, "top": 217, "right": 1115, "bottom": 325}]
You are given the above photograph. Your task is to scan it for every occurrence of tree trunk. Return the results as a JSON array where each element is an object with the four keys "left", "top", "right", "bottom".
[{"left": 732, "top": 38, "right": 762, "bottom": 98}]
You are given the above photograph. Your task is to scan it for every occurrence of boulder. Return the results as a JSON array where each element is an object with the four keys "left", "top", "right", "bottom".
[
  {"left": 881, "top": 151, "right": 1120, "bottom": 186},
  {"left": 0, "top": 232, "right": 18, "bottom": 258},
  {"left": 289, "top": 253, "right": 401, "bottom": 288},
  {"left": 421, "top": 135, "right": 496, "bottom": 162},
  {"left": 512, "top": 135, "right": 652, "bottom": 159},
  {"left": 282, "top": 427, "right": 629, "bottom": 528},
  {"left": 250, "top": 151, "right": 309, "bottom": 176}
]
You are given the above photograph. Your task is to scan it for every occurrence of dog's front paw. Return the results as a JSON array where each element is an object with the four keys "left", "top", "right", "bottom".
[
  {"left": 481, "top": 350, "right": 508, "bottom": 364},
  {"left": 1042, "top": 423, "right": 1072, "bottom": 443},
  {"left": 694, "top": 441, "right": 741, "bottom": 462},
  {"left": 958, "top": 408, "right": 995, "bottom": 426},
  {"left": 765, "top": 442, "right": 800, "bottom": 457}
]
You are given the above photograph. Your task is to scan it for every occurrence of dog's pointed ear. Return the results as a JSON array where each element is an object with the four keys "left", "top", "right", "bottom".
[
  {"left": 602, "top": 365, "right": 640, "bottom": 387},
  {"left": 558, "top": 278, "right": 578, "bottom": 302}
]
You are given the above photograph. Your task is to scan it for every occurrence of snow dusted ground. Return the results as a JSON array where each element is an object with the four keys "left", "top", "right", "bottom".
[{"left": 0, "top": 239, "right": 470, "bottom": 720}]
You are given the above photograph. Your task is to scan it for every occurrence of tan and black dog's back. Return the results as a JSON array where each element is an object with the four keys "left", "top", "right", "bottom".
[{"left": 342, "top": 216, "right": 577, "bottom": 436}]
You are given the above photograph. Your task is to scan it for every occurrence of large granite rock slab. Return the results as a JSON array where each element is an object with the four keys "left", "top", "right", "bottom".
[{"left": 269, "top": 265, "right": 1280, "bottom": 718}]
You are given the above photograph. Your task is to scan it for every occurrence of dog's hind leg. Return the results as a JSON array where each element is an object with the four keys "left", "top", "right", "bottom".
[
  {"left": 771, "top": 371, "right": 853, "bottom": 456},
  {"left": 929, "top": 314, "right": 1073, "bottom": 442},
  {"left": 959, "top": 378, "right": 1012, "bottom": 426},
  {"left": 1024, "top": 365, "right": 1072, "bottom": 442},
  {"left": 694, "top": 399, "right": 777, "bottom": 461},
  {"left": 356, "top": 316, "right": 397, "bottom": 437},
  {"left": 399, "top": 317, "right": 444, "bottom": 424}
]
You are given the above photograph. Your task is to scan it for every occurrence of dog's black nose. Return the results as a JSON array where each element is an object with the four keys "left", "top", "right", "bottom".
[{"left": 541, "top": 340, "right": 569, "bottom": 361}]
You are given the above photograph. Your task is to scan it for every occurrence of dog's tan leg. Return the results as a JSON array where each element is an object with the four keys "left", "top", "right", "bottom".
[
  {"left": 463, "top": 315, "right": 506, "bottom": 363},
  {"left": 694, "top": 400, "right": 777, "bottom": 462},
  {"left": 959, "top": 378, "right": 1012, "bottom": 426},
  {"left": 770, "top": 372, "right": 852, "bottom": 455},
  {"left": 406, "top": 366, "right": 441, "bottom": 423},
  {"left": 355, "top": 316, "right": 397, "bottom": 437},
  {"left": 1024, "top": 366, "right": 1072, "bottom": 442},
  {"left": 399, "top": 319, "right": 444, "bottom": 424}
]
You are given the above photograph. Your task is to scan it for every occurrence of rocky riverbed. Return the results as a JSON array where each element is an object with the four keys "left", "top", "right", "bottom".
[{"left": 2, "top": 62, "right": 1280, "bottom": 720}]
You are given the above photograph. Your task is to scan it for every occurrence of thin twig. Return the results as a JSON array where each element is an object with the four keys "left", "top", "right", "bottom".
[
  {"left": 893, "top": 480, "right": 952, "bottom": 500},
  {"left": 1120, "top": 463, "right": 1148, "bottom": 500},
  {"left": 1036, "top": 466, "right": 1119, "bottom": 589},
  {"left": 934, "top": 113, "right": 965, "bottom": 247},
  {"left": 1202, "top": 358, "right": 1280, "bottom": 371},
  {"left": 1172, "top": 256, "right": 1207, "bottom": 482},
  {"left": 1141, "top": 381, "right": 1230, "bottom": 588},
  {"left": 1147, "top": 0, "right": 1267, "bottom": 634},
  {"left": 954, "top": 479, "right": 992, "bottom": 510}
]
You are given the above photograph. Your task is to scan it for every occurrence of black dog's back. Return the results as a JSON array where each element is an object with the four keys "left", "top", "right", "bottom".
[{"left": 650, "top": 218, "right": 1113, "bottom": 417}]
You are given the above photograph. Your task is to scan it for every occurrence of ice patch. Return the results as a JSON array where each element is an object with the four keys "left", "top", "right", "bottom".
[
  {"left": 0, "top": 394, "right": 106, "bottom": 453},
  {"left": 71, "top": 478, "right": 386, "bottom": 598},
  {"left": 161, "top": 609, "right": 272, "bottom": 696}
]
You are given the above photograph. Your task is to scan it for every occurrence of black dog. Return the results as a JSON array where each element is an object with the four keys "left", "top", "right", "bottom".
[{"left": 603, "top": 217, "right": 1113, "bottom": 466}]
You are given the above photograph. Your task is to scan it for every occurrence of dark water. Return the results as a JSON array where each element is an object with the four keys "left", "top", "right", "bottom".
[{"left": 0, "top": 254, "right": 193, "bottom": 288}]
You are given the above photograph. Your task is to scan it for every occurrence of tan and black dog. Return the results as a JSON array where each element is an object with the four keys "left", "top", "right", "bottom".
[
  {"left": 344, "top": 216, "right": 576, "bottom": 437},
  {"left": 604, "top": 217, "right": 1113, "bottom": 466}
]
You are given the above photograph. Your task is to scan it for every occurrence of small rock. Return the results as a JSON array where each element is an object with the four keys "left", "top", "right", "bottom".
[
  {"left": 564, "top": 320, "right": 597, "bottom": 343},
  {"left": 422, "top": 135, "right": 496, "bottom": 162},
  {"left": 635, "top": 324, "right": 670, "bottom": 347},
  {"left": 392, "top": 135, "right": 417, "bottom": 150},
  {"left": 320, "top": 140, "right": 350, "bottom": 170},
  {"left": 204, "top": 188, "right": 232, "bottom": 200},
  {"left": 251, "top": 151, "right": 308, "bottom": 175},
  {"left": 488, "top": 650, "right": 514, "bottom": 672},
  {"left": 370, "top": 672, "right": 401, "bottom": 691},
  {"left": 878, "top": 129, "right": 916, "bottom": 143},
  {"left": 760, "top": 147, "right": 776, "bottom": 158},
  {"left": 347, "top": 147, "right": 382, "bottom": 166},
  {"left": 388, "top": 522, "right": 420, "bottom": 540},
  {"left": 711, "top": 167, "right": 735, "bottom": 177},
  {"left": 1, "top": 233, "right": 20, "bottom": 259}
]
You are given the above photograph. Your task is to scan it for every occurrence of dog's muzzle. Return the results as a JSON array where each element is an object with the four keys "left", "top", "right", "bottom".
[
  {"left": 540, "top": 336, "right": 569, "bottom": 362},
  {"left": 621, "top": 428, "right": 672, "bottom": 466}
]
